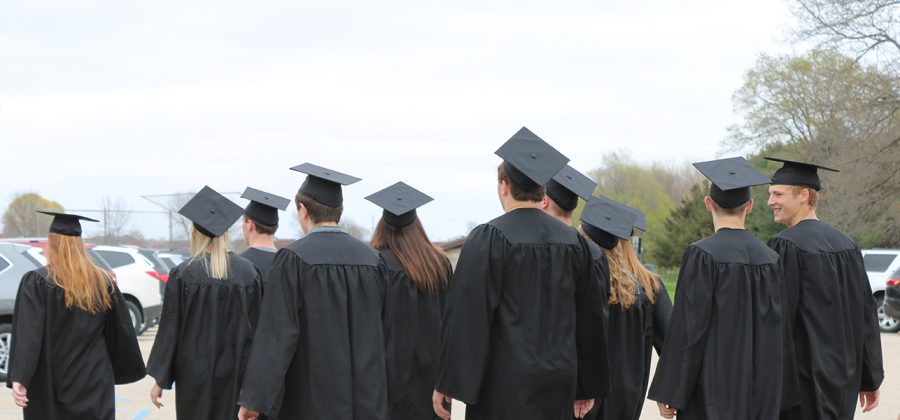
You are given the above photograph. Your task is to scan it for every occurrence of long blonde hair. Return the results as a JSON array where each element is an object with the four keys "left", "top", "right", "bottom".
[
  {"left": 190, "top": 228, "right": 231, "bottom": 279},
  {"left": 45, "top": 233, "right": 112, "bottom": 313},
  {"left": 604, "top": 238, "right": 662, "bottom": 310}
]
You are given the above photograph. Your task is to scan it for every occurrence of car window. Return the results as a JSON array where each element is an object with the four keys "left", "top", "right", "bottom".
[
  {"left": 94, "top": 250, "right": 136, "bottom": 268},
  {"left": 863, "top": 253, "right": 898, "bottom": 273},
  {"left": 0, "top": 253, "right": 10, "bottom": 273},
  {"left": 139, "top": 251, "right": 167, "bottom": 273}
]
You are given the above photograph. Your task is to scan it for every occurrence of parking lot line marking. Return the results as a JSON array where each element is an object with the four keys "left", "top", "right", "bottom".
[{"left": 132, "top": 409, "right": 152, "bottom": 420}]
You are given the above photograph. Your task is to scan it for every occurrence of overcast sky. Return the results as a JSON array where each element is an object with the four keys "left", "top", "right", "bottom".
[{"left": 0, "top": 0, "right": 793, "bottom": 241}]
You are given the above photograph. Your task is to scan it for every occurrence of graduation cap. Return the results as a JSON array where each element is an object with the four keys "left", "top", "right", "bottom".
[
  {"left": 495, "top": 127, "right": 569, "bottom": 190},
  {"left": 241, "top": 187, "right": 291, "bottom": 228},
  {"left": 178, "top": 186, "right": 244, "bottom": 238},
  {"left": 765, "top": 157, "right": 839, "bottom": 191},
  {"left": 290, "top": 163, "right": 361, "bottom": 207},
  {"left": 365, "top": 182, "right": 434, "bottom": 228},
  {"left": 603, "top": 197, "right": 647, "bottom": 233},
  {"left": 693, "top": 157, "right": 771, "bottom": 209},
  {"left": 580, "top": 197, "right": 637, "bottom": 250},
  {"left": 545, "top": 165, "right": 597, "bottom": 212},
  {"left": 36, "top": 211, "right": 99, "bottom": 237}
]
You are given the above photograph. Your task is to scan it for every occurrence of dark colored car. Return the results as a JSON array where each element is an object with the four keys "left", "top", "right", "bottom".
[{"left": 0, "top": 242, "right": 44, "bottom": 381}]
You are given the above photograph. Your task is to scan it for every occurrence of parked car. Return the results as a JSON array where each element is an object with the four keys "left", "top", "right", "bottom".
[
  {"left": 884, "top": 268, "right": 900, "bottom": 319},
  {"left": 92, "top": 245, "right": 164, "bottom": 334},
  {"left": 157, "top": 251, "right": 187, "bottom": 271},
  {"left": 862, "top": 249, "right": 900, "bottom": 333},
  {"left": 0, "top": 242, "right": 45, "bottom": 381}
]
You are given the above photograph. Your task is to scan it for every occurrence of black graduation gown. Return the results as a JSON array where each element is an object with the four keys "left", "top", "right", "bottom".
[
  {"left": 237, "top": 229, "right": 389, "bottom": 420},
  {"left": 769, "top": 220, "right": 884, "bottom": 420},
  {"left": 240, "top": 247, "right": 277, "bottom": 281},
  {"left": 6, "top": 267, "right": 146, "bottom": 420},
  {"left": 146, "top": 253, "right": 262, "bottom": 420},
  {"left": 434, "top": 208, "right": 609, "bottom": 420},
  {"left": 380, "top": 249, "right": 448, "bottom": 420},
  {"left": 590, "top": 279, "right": 672, "bottom": 420},
  {"left": 648, "top": 228, "right": 784, "bottom": 420}
]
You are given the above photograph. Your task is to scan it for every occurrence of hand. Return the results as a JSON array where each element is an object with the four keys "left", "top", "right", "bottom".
[
  {"left": 859, "top": 389, "right": 879, "bottom": 413},
  {"left": 657, "top": 401, "right": 677, "bottom": 419},
  {"left": 238, "top": 406, "right": 260, "bottom": 420},
  {"left": 11, "top": 382, "right": 27, "bottom": 408},
  {"left": 573, "top": 399, "right": 594, "bottom": 418},
  {"left": 150, "top": 384, "right": 164, "bottom": 408},
  {"left": 432, "top": 390, "right": 452, "bottom": 420}
]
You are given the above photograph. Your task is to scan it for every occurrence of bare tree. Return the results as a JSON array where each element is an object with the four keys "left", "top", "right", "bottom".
[
  {"left": 2, "top": 192, "right": 64, "bottom": 237},
  {"left": 339, "top": 218, "right": 371, "bottom": 241},
  {"left": 100, "top": 196, "right": 133, "bottom": 244},
  {"left": 790, "top": 0, "right": 899, "bottom": 61}
]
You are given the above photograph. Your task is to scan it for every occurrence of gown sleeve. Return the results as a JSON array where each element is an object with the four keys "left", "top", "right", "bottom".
[
  {"left": 575, "top": 239, "right": 610, "bottom": 399},
  {"left": 146, "top": 267, "right": 183, "bottom": 389},
  {"left": 6, "top": 272, "right": 47, "bottom": 389},
  {"left": 105, "top": 282, "right": 146, "bottom": 384},
  {"left": 651, "top": 279, "right": 673, "bottom": 354},
  {"left": 434, "top": 225, "right": 504, "bottom": 404},
  {"left": 647, "top": 246, "right": 716, "bottom": 410},
  {"left": 854, "top": 249, "right": 885, "bottom": 392},
  {"left": 237, "top": 249, "right": 304, "bottom": 416},
  {"left": 767, "top": 237, "right": 802, "bottom": 408}
]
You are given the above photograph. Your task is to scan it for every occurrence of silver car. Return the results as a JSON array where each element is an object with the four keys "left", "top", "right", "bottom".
[{"left": 0, "top": 242, "right": 44, "bottom": 381}]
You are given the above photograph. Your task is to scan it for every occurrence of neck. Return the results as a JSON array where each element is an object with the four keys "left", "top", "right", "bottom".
[
  {"left": 247, "top": 234, "right": 276, "bottom": 249},
  {"left": 311, "top": 221, "right": 339, "bottom": 229},
  {"left": 503, "top": 199, "right": 541, "bottom": 213},
  {"left": 713, "top": 215, "right": 746, "bottom": 231},
  {"left": 788, "top": 208, "right": 817, "bottom": 228}
]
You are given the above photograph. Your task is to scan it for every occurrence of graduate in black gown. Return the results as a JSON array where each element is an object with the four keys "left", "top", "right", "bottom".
[
  {"left": 239, "top": 187, "right": 291, "bottom": 280},
  {"left": 238, "top": 163, "right": 389, "bottom": 420},
  {"left": 765, "top": 157, "right": 883, "bottom": 419},
  {"left": 648, "top": 157, "right": 784, "bottom": 420},
  {"left": 146, "top": 186, "right": 263, "bottom": 419},
  {"left": 579, "top": 197, "right": 672, "bottom": 420},
  {"left": 7, "top": 211, "right": 146, "bottom": 420},
  {"left": 541, "top": 164, "right": 611, "bottom": 418},
  {"left": 366, "top": 182, "right": 453, "bottom": 420},
  {"left": 433, "top": 127, "right": 609, "bottom": 420}
]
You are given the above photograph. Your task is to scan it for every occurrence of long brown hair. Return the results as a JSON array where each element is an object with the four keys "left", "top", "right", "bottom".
[
  {"left": 371, "top": 217, "right": 451, "bottom": 295},
  {"left": 604, "top": 238, "right": 662, "bottom": 310},
  {"left": 45, "top": 233, "right": 112, "bottom": 313}
]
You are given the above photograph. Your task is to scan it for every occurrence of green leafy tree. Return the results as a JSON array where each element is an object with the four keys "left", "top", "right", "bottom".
[
  {"left": 2, "top": 192, "right": 65, "bottom": 237},
  {"left": 653, "top": 184, "right": 714, "bottom": 268}
]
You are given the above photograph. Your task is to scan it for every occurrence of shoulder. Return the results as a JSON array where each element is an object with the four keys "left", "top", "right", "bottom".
[
  {"left": 693, "top": 230, "right": 778, "bottom": 265},
  {"left": 285, "top": 232, "right": 381, "bottom": 266},
  {"left": 377, "top": 249, "right": 404, "bottom": 272},
  {"left": 487, "top": 209, "right": 580, "bottom": 246},
  {"left": 773, "top": 220, "right": 856, "bottom": 254}
]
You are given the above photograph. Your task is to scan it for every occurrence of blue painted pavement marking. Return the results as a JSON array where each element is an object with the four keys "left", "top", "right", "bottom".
[{"left": 132, "top": 408, "right": 152, "bottom": 420}]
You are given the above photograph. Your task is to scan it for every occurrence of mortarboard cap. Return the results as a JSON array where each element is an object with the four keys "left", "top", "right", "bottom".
[
  {"left": 290, "top": 163, "right": 361, "bottom": 207},
  {"left": 580, "top": 197, "right": 637, "bottom": 249},
  {"left": 765, "top": 157, "right": 839, "bottom": 191},
  {"left": 365, "top": 182, "right": 434, "bottom": 228},
  {"left": 37, "top": 211, "right": 99, "bottom": 237},
  {"left": 603, "top": 197, "right": 647, "bottom": 233},
  {"left": 693, "top": 157, "right": 771, "bottom": 209},
  {"left": 545, "top": 165, "right": 597, "bottom": 212},
  {"left": 178, "top": 186, "right": 244, "bottom": 238},
  {"left": 241, "top": 187, "right": 291, "bottom": 228},
  {"left": 495, "top": 127, "right": 569, "bottom": 190}
]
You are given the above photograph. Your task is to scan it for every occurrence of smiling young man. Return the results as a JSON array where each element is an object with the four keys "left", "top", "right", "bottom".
[{"left": 765, "top": 157, "right": 884, "bottom": 420}]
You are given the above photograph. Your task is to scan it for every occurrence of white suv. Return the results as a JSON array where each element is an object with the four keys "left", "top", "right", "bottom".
[
  {"left": 93, "top": 245, "right": 164, "bottom": 335},
  {"left": 862, "top": 249, "right": 900, "bottom": 333}
]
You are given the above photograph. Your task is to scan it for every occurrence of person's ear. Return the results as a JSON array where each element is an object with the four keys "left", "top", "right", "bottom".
[
  {"left": 745, "top": 199, "right": 754, "bottom": 216},
  {"left": 499, "top": 180, "right": 510, "bottom": 197},
  {"left": 540, "top": 195, "right": 550, "bottom": 210},
  {"left": 703, "top": 195, "right": 714, "bottom": 213}
]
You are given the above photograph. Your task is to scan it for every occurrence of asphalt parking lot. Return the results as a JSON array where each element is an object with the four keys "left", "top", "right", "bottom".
[{"left": 0, "top": 328, "right": 896, "bottom": 419}]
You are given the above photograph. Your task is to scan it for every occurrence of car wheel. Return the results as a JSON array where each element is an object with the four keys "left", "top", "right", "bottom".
[
  {"left": 125, "top": 301, "right": 145, "bottom": 336},
  {"left": 876, "top": 295, "right": 900, "bottom": 333},
  {"left": 0, "top": 323, "right": 10, "bottom": 381}
]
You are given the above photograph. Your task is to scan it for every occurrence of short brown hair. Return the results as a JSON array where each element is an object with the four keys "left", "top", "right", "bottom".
[
  {"left": 249, "top": 218, "right": 277, "bottom": 236},
  {"left": 497, "top": 164, "right": 545, "bottom": 202},
  {"left": 296, "top": 194, "right": 343, "bottom": 224},
  {"left": 710, "top": 199, "right": 750, "bottom": 216},
  {"left": 790, "top": 186, "right": 819, "bottom": 208}
]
